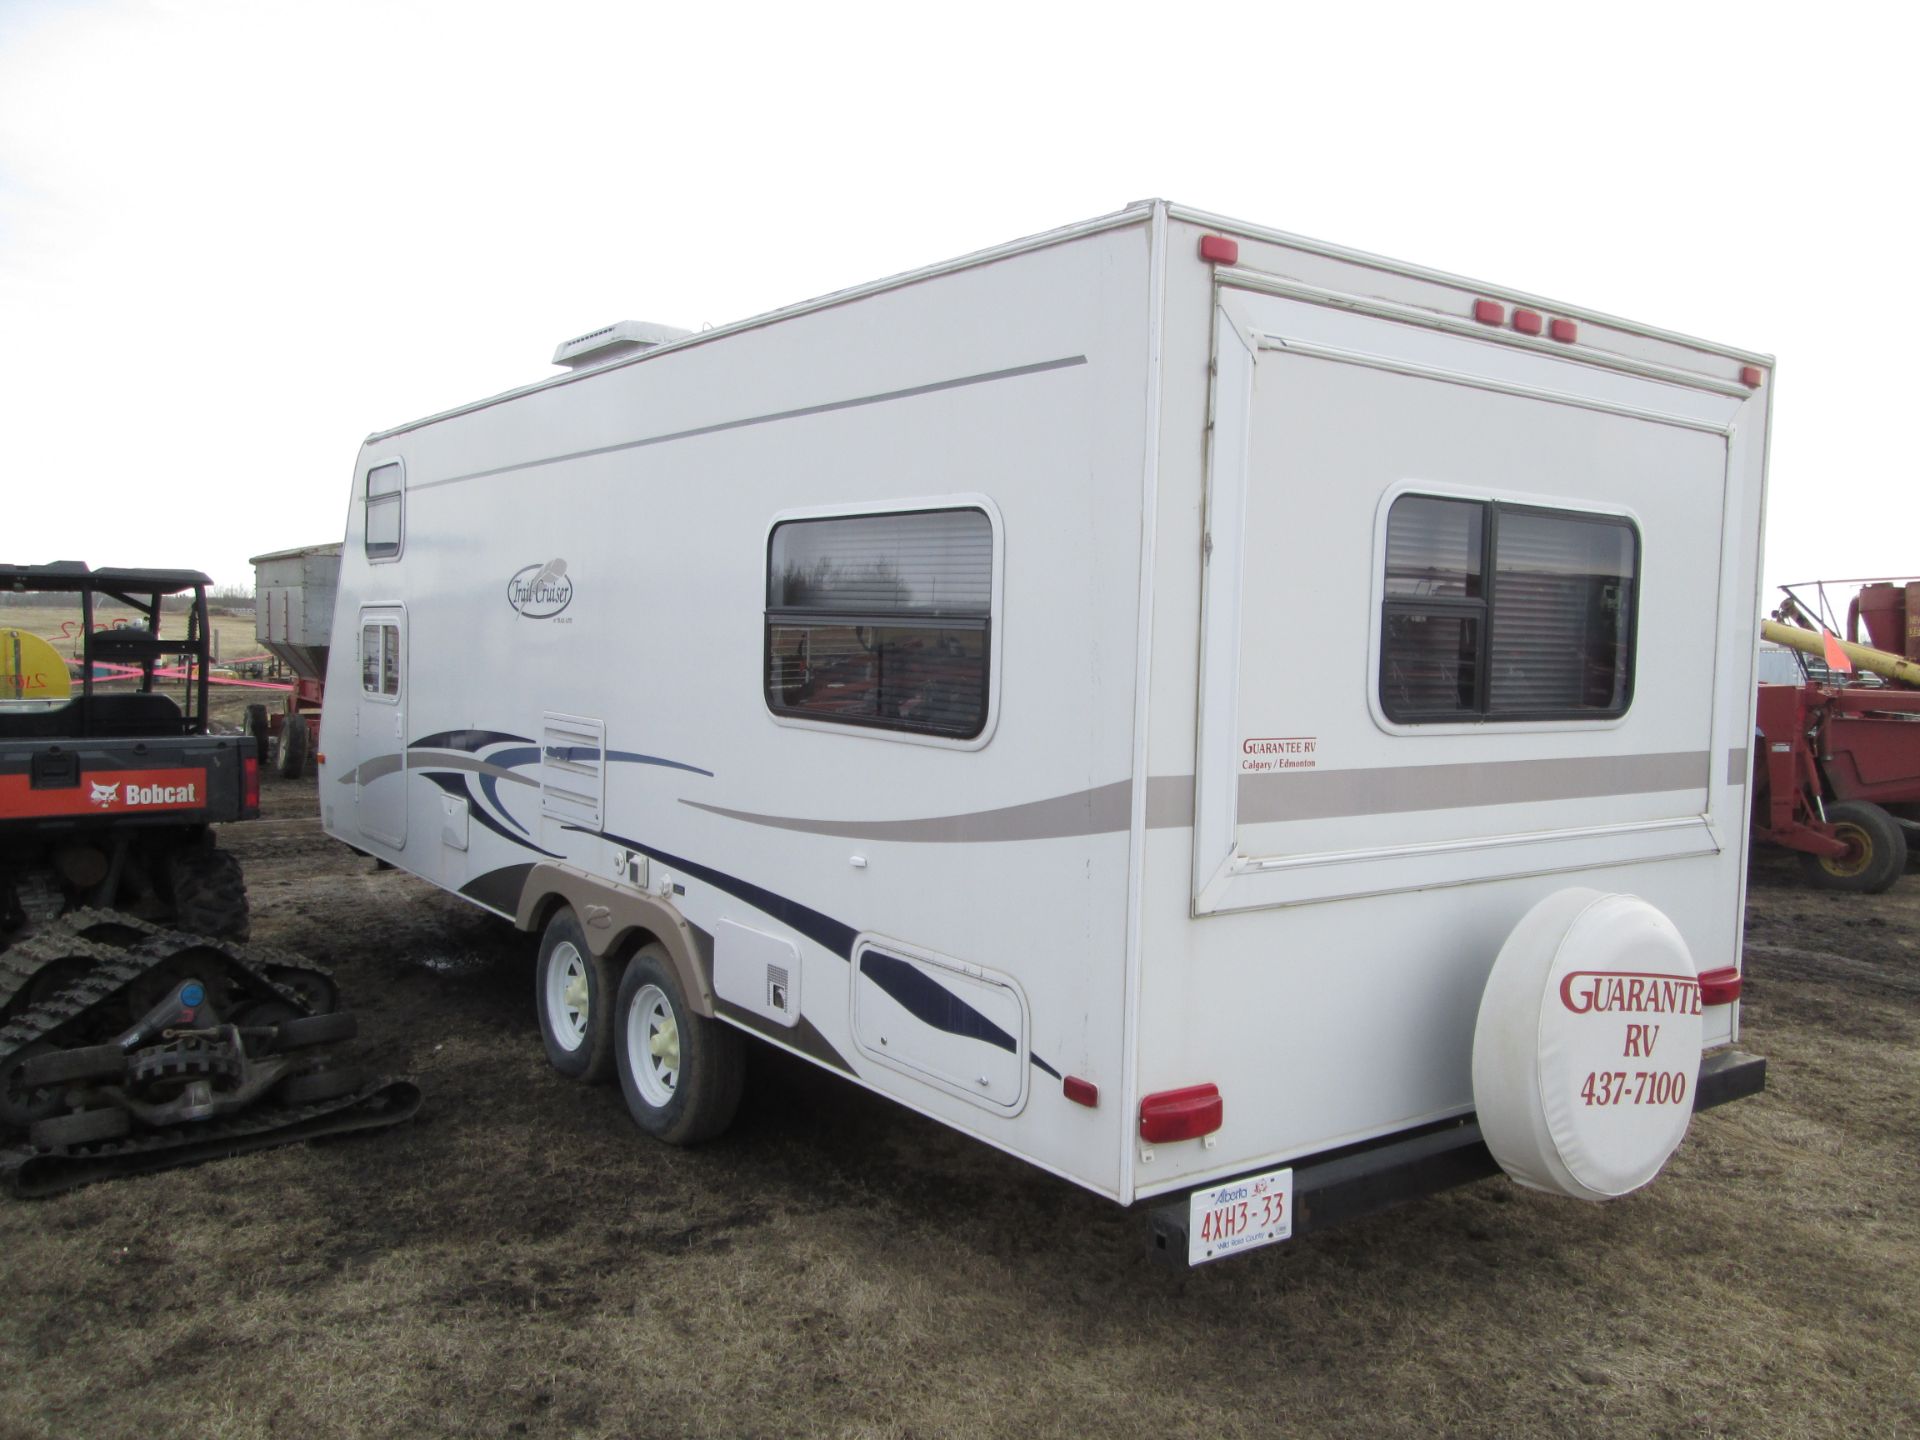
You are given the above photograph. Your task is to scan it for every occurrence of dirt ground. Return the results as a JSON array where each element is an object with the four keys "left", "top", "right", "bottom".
[{"left": 2, "top": 773, "right": 1916, "bottom": 1440}]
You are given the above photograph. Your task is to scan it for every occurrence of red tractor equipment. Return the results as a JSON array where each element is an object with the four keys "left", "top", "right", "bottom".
[{"left": 1755, "top": 577, "right": 1920, "bottom": 892}]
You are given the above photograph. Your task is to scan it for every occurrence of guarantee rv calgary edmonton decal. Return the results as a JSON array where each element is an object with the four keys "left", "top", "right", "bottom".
[{"left": 507, "top": 560, "right": 573, "bottom": 619}]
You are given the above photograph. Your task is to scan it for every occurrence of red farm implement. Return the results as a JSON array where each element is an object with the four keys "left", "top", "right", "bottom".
[{"left": 1755, "top": 578, "right": 1920, "bottom": 892}]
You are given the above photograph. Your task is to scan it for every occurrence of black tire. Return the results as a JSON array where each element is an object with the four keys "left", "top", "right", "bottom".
[
  {"left": 30, "top": 1106, "right": 131, "bottom": 1151},
  {"left": 613, "top": 943, "right": 743, "bottom": 1145},
  {"left": 169, "top": 844, "right": 251, "bottom": 941},
  {"left": 277, "top": 1065, "right": 364, "bottom": 1106},
  {"left": 278, "top": 1010, "right": 357, "bottom": 1049},
  {"left": 245, "top": 703, "right": 270, "bottom": 764},
  {"left": 19, "top": 1043, "right": 126, "bottom": 1088},
  {"left": 1799, "top": 801, "right": 1907, "bottom": 894},
  {"left": 263, "top": 963, "right": 337, "bottom": 1015},
  {"left": 278, "top": 712, "right": 309, "bottom": 779},
  {"left": 1, "top": 1042, "right": 68, "bottom": 1128},
  {"left": 536, "top": 908, "right": 618, "bottom": 1083}
]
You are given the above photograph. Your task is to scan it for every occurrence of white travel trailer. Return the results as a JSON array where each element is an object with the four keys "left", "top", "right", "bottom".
[{"left": 321, "top": 201, "right": 1770, "bottom": 1264}]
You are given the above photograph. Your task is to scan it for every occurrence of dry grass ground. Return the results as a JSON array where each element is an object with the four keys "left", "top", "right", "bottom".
[{"left": 1, "top": 777, "right": 1915, "bottom": 1439}]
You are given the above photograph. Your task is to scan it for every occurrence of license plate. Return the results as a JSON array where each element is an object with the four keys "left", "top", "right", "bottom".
[{"left": 1188, "top": 1166, "right": 1293, "bottom": 1266}]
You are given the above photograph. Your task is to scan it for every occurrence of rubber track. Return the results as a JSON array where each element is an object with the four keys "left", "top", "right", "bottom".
[
  {"left": 0, "top": 1075, "right": 422, "bottom": 1197},
  {"left": 0, "top": 909, "right": 333, "bottom": 1020},
  {"left": 0, "top": 924, "right": 325, "bottom": 1065}
]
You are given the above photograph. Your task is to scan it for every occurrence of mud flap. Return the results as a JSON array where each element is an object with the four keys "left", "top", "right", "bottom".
[{"left": 0, "top": 1076, "right": 422, "bottom": 1198}]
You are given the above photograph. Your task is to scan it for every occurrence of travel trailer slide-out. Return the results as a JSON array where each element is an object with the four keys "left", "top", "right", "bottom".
[{"left": 321, "top": 201, "right": 1770, "bottom": 1265}]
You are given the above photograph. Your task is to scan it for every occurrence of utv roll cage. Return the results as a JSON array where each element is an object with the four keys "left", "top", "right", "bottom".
[{"left": 1, "top": 561, "right": 214, "bottom": 738}]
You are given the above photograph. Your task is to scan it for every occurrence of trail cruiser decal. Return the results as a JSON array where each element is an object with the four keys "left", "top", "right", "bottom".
[{"left": 507, "top": 560, "right": 574, "bottom": 619}]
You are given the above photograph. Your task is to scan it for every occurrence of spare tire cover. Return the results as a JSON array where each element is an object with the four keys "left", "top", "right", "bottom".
[{"left": 1472, "top": 888, "right": 1704, "bottom": 1201}]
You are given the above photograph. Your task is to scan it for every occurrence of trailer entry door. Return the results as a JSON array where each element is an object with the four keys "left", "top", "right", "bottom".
[
  {"left": 355, "top": 606, "right": 407, "bottom": 848},
  {"left": 1192, "top": 290, "right": 1748, "bottom": 914}
]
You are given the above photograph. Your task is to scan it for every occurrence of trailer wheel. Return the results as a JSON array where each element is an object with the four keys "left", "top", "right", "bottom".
[
  {"left": 613, "top": 944, "right": 743, "bottom": 1145},
  {"left": 278, "top": 711, "right": 309, "bottom": 779},
  {"left": 169, "top": 845, "right": 251, "bottom": 941},
  {"left": 536, "top": 909, "right": 617, "bottom": 1083},
  {"left": 1800, "top": 801, "right": 1907, "bottom": 893},
  {"left": 245, "top": 703, "right": 270, "bottom": 764}
]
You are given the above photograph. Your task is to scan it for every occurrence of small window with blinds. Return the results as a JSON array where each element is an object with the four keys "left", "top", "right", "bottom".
[
  {"left": 765, "top": 508, "right": 992, "bottom": 739},
  {"left": 1381, "top": 495, "right": 1637, "bottom": 722}
]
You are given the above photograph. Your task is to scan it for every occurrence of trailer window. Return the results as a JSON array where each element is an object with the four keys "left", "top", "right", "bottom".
[
  {"left": 764, "top": 508, "right": 992, "bottom": 739},
  {"left": 361, "top": 622, "right": 400, "bottom": 699},
  {"left": 1381, "top": 496, "right": 1636, "bottom": 721},
  {"left": 365, "top": 462, "right": 402, "bottom": 560}
]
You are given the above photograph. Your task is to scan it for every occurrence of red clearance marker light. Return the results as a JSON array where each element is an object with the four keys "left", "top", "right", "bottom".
[
  {"left": 1697, "top": 967, "right": 1742, "bottom": 1006},
  {"left": 1741, "top": 365, "right": 1764, "bottom": 388},
  {"left": 1512, "top": 308, "right": 1544, "bottom": 336},
  {"left": 1139, "top": 1083, "right": 1223, "bottom": 1143},
  {"left": 1549, "top": 317, "right": 1578, "bottom": 343},
  {"left": 1473, "top": 299, "right": 1504, "bottom": 326},
  {"left": 1063, "top": 1075, "right": 1099, "bottom": 1108},
  {"left": 1199, "top": 234, "right": 1239, "bottom": 265}
]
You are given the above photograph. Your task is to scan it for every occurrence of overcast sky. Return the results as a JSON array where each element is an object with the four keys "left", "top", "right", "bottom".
[{"left": 2, "top": 0, "right": 1913, "bottom": 622}]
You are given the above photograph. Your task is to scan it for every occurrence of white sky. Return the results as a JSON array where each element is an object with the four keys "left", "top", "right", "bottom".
[{"left": 2, "top": 0, "right": 1914, "bottom": 614}]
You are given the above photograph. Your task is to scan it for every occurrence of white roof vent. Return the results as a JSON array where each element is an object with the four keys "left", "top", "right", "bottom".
[{"left": 552, "top": 320, "right": 693, "bottom": 369}]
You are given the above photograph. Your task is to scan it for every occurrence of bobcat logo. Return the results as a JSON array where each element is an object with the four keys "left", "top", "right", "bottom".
[{"left": 91, "top": 781, "right": 120, "bottom": 809}]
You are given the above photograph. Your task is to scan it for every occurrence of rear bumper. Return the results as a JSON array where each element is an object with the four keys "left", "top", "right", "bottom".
[{"left": 1146, "top": 1048, "right": 1767, "bottom": 1266}]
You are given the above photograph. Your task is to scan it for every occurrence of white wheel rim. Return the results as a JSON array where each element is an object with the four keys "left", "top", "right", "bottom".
[
  {"left": 627, "top": 982, "right": 680, "bottom": 1108},
  {"left": 545, "top": 942, "right": 590, "bottom": 1051}
]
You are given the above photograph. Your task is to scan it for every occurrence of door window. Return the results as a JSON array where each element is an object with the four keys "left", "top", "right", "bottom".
[{"left": 360, "top": 621, "right": 401, "bottom": 699}]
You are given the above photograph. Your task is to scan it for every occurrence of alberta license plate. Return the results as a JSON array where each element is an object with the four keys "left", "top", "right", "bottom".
[{"left": 1188, "top": 1166, "right": 1293, "bottom": 1266}]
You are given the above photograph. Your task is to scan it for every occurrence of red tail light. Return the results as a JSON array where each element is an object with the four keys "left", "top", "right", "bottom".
[
  {"left": 1139, "top": 1084, "right": 1223, "bottom": 1143},
  {"left": 1199, "top": 234, "right": 1240, "bottom": 265},
  {"left": 1697, "top": 967, "right": 1742, "bottom": 1005},
  {"left": 241, "top": 754, "right": 260, "bottom": 817}
]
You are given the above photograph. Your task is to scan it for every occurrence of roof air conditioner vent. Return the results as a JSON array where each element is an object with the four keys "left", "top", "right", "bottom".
[{"left": 552, "top": 320, "right": 693, "bottom": 369}]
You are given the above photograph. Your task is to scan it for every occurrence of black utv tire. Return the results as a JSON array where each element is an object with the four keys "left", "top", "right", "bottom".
[
  {"left": 30, "top": 1106, "right": 130, "bottom": 1151},
  {"left": 278, "top": 712, "right": 309, "bottom": 779},
  {"left": 1, "top": 1042, "right": 67, "bottom": 1128},
  {"left": 169, "top": 844, "right": 251, "bottom": 941},
  {"left": 1799, "top": 800, "right": 1907, "bottom": 894},
  {"left": 277, "top": 1065, "right": 365, "bottom": 1105},
  {"left": 19, "top": 1044, "right": 126, "bottom": 1088},
  {"left": 245, "top": 703, "right": 271, "bottom": 764},
  {"left": 536, "top": 908, "right": 618, "bottom": 1083},
  {"left": 613, "top": 943, "right": 743, "bottom": 1145},
  {"left": 277, "top": 1011, "right": 357, "bottom": 1049}
]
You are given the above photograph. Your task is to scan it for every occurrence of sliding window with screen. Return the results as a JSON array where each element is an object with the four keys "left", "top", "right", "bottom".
[
  {"left": 764, "top": 508, "right": 992, "bottom": 740},
  {"left": 364, "top": 462, "right": 403, "bottom": 561},
  {"left": 1380, "top": 495, "right": 1638, "bottom": 723}
]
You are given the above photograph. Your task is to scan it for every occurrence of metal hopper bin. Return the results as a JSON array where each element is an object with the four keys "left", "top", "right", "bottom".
[{"left": 248, "top": 543, "right": 340, "bottom": 776}]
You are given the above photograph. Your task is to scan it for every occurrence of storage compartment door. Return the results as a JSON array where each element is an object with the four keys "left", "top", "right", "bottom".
[{"left": 1193, "top": 291, "right": 1748, "bottom": 914}]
